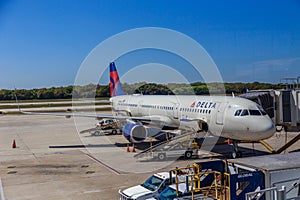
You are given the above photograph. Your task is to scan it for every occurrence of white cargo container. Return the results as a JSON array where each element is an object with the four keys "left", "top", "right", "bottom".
[{"left": 228, "top": 152, "right": 300, "bottom": 200}]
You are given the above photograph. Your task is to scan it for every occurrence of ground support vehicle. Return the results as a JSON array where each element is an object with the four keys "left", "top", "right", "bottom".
[
  {"left": 228, "top": 152, "right": 300, "bottom": 200},
  {"left": 80, "top": 118, "right": 120, "bottom": 136},
  {"left": 146, "top": 183, "right": 213, "bottom": 200},
  {"left": 150, "top": 152, "right": 300, "bottom": 200},
  {"left": 119, "top": 172, "right": 187, "bottom": 200},
  {"left": 151, "top": 143, "right": 199, "bottom": 161},
  {"left": 134, "top": 132, "right": 200, "bottom": 161}
]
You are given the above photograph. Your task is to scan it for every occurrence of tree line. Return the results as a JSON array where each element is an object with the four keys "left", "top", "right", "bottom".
[{"left": 0, "top": 82, "right": 284, "bottom": 100}]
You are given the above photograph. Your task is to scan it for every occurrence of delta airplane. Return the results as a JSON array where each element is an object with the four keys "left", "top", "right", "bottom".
[{"left": 23, "top": 62, "right": 275, "bottom": 158}]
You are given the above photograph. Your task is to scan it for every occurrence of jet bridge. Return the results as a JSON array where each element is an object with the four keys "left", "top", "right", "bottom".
[
  {"left": 240, "top": 82, "right": 300, "bottom": 154},
  {"left": 240, "top": 87, "right": 300, "bottom": 131}
]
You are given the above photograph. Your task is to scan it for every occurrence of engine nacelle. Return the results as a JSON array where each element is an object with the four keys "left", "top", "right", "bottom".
[{"left": 122, "top": 123, "right": 148, "bottom": 143}]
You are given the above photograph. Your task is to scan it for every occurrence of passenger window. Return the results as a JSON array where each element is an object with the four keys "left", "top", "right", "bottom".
[
  {"left": 249, "top": 110, "right": 261, "bottom": 116},
  {"left": 234, "top": 109, "right": 242, "bottom": 116},
  {"left": 240, "top": 109, "right": 249, "bottom": 116}
]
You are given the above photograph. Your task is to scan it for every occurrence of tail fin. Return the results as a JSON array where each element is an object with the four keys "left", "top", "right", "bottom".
[{"left": 109, "top": 62, "right": 124, "bottom": 97}]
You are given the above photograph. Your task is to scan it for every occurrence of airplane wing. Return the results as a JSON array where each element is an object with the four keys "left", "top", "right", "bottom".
[
  {"left": 94, "top": 100, "right": 111, "bottom": 104},
  {"left": 21, "top": 111, "right": 161, "bottom": 122},
  {"left": 180, "top": 117, "right": 207, "bottom": 123}
]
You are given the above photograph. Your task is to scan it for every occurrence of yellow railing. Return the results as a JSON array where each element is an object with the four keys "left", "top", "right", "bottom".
[{"left": 169, "top": 164, "right": 232, "bottom": 200}]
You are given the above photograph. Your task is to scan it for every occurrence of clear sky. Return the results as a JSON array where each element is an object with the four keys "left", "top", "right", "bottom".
[{"left": 0, "top": 0, "right": 300, "bottom": 89}]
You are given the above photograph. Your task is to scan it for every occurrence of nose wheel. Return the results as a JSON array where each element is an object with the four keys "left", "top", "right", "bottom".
[
  {"left": 231, "top": 140, "right": 243, "bottom": 159},
  {"left": 231, "top": 150, "right": 243, "bottom": 159}
]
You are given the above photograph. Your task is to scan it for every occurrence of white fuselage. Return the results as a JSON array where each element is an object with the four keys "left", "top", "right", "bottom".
[{"left": 110, "top": 94, "right": 275, "bottom": 141}]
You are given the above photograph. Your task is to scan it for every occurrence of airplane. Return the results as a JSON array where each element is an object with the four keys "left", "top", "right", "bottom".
[{"left": 22, "top": 62, "right": 276, "bottom": 158}]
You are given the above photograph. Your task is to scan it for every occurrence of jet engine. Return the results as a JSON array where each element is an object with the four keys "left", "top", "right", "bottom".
[{"left": 122, "top": 123, "right": 148, "bottom": 143}]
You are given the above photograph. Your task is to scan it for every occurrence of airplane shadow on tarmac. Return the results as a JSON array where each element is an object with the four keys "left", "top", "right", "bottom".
[
  {"left": 49, "top": 141, "right": 271, "bottom": 159},
  {"left": 49, "top": 144, "right": 118, "bottom": 148},
  {"left": 48, "top": 142, "right": 159, "bottom": 149},
  {"left": 210, "top": 144, "right": 270, "bottom": 158}
]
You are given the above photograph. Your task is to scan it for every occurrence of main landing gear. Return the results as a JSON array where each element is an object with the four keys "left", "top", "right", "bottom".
[{"left": 231, "top": 140, "right": 243, "bottom": 159}]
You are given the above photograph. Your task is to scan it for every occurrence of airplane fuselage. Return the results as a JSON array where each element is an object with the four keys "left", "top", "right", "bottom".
[{"left": 111, "top": 94, "right": 275, "bottom": 141}]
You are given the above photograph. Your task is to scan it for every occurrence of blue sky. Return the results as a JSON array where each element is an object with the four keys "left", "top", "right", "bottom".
[{"left": 0, "top": 0, "right": 300, "bottom": 89}]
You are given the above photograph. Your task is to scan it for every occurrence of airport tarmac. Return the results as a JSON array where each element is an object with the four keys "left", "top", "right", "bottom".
[{"left": 0, "top": 114, "right": 299, "bottom": 199}]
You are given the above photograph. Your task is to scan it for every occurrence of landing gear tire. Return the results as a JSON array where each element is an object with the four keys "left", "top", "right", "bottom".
[
  {"left": 184, "top": 151, "right": 193, "bottom": 159},
  {"left": 237, "top": 151, "right": 242, "bottom": 158},
  {"left": 231, "top": 151, "right": 242, "bottom": 159},
  {"left": 158, "top": 153, "right": 166, "bottom": 161},
  {"left": 231, "top": 151, "right": 236, "bottom": 159}
]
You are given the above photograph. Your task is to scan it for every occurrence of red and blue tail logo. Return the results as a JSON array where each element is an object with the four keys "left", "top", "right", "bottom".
[{"left": 109, "top": 62, "right": 124, "bottom": 97}]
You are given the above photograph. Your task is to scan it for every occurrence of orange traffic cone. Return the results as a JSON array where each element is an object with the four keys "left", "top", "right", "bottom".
[
  {"left": 12, "top": 140, "right": 16, "bottom": 148},
  {"left": 132, "top": 144, "right": 136, "bottom": 153},
  {"left": 126, "top": 144, "right": 130, "bottom": 152}
]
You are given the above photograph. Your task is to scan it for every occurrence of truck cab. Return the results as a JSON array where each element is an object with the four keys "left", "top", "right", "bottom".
[
  {"left": 146, "top": 183, "right": 186, "bottom": 200},
  {"left": 119, "top": 172, "right": 173, "bottom": 200},
  {"left": 147, "top": 183, "right": 206, "bottom": 200}
]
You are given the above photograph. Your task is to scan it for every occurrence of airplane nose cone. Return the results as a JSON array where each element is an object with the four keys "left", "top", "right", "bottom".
[{"left": 259, "top": 118, "right": 276, "bottom": 139}]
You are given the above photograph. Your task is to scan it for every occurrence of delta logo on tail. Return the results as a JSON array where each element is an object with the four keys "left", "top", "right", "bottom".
[{"left": 109, "top": 62, "right": 124, "bottom": 97}]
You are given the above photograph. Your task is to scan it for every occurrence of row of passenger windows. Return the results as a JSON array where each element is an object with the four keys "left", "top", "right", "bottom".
[
  {"left": 120, "top": 103, "right": 211, "bottom": 114},
  {"left": 142, "top": 105, "right": 211, "bottom": 114},
  {"left": 119, "top": 103, "right": 138, "bottom": 107},
  {"left": 120, "top": 103, "right": 174, "bottom": 110},
  {"left": 180, "top": 108, "right": 211, "bottom": 114},
  {"left": 141, "top": 105, "right": 174, "bottom": 110},
  {"left": 234, "top": 109, "right": 267, "bottom": 116}
]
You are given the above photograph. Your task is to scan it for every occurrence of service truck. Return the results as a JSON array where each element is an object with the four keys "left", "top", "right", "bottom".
[
  {"left": 146, "top": 183, "right": 209, "bottom": 200},
  {"left": 146, "top": 153, "right": 300, "bottom": 200},
  {"left": 80, "top": 118, "right": 120, "bottom": 136},
  {"left": 119, "top": 172, "right": 172, "bottom": 200},
  {"left": 227, "top": 152, "right": 300, "bottom": 200},
  {"left": 119, "top": 172, "right": 187, "bottom": 200}
]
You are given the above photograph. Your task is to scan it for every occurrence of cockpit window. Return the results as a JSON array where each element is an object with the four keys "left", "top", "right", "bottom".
[
  {"left": 234, "top": 109, "right": 242, "bottom": 116},
  {"left": 249, "top": 110, "right": 261, "bottom": 116},
  {"left": 260, "top": 110, "right": 267, "bottom": 115},
  {"left": 258, "top": 106, "right": 267, "bottom": 115},
  {"left": 240, "top": 109, "right": 249, "bottom": 116},
  {"left": 235, "top": 109, "right": 265, "bottom": 116}
]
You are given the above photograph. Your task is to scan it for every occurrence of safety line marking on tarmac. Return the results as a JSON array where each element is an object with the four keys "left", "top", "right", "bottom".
[
  {"left": 0, "top": 178, "right": 5, "bottom": 200},
  {"left": 85, "top": 153, "right": 121, "bottom": 175}
]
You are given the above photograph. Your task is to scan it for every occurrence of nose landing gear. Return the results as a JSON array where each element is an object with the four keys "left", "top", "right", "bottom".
[{"left": 231, "top": 140, "right": 243, "bottom": 159}]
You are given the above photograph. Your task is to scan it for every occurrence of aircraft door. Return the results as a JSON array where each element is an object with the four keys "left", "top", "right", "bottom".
[{"left": 216, "top": 102, "right": 227, "bottom": 125}]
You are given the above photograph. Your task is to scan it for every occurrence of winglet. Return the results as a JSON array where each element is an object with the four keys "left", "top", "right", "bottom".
[{"left": 109, "top": 62, "right": 124, "bottom": 97}]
